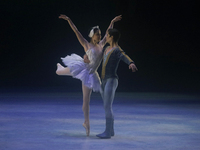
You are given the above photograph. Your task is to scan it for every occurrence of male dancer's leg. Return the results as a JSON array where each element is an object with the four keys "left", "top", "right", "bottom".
[
  {"left": 96, "top": 78, "right": 118, "bottom": 138},
  {"left": 103, "top": 78, "right": 118, "bottom": 119}
]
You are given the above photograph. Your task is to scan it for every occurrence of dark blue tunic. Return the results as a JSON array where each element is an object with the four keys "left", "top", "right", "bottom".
[{"left": 101, "top": 46, "right": 134, "bottom": 80}]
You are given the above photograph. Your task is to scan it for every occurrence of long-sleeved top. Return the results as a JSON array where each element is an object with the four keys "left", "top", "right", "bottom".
[{"left": 101, "top": 46, "right": 134, "bottom": 80}]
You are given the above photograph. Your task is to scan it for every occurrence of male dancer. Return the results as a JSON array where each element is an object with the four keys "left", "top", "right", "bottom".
[{"left": 96, "top": 28, "right": 138, "bottom": 139}]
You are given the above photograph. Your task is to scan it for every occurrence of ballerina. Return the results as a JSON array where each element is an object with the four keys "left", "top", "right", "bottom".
[{"left": 56, "top": 14, "right": 122, "bottom": 136}]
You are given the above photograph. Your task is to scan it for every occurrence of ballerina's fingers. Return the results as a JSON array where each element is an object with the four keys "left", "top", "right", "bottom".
[
  {"left": 113, "top": 15, "right": 122, "bottom": 22},
  {"left": 59, "top": 14, "right": 69, "bottom": 20}
]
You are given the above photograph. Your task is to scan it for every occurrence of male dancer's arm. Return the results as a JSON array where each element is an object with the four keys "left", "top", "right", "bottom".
[
  {"left": 83, "top": 54, "right": 90, "bottom": 64},
  {"left": 117, "top": 48, "right": 138, "bottom": 72}
]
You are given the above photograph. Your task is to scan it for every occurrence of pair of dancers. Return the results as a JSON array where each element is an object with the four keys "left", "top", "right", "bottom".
[{"left": 56, "top": 14, "right": 138, "bottom": 138}]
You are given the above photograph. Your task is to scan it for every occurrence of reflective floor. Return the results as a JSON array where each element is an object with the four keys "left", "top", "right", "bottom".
[{"left": 0, "top": 92, "right": 200, "bottom": 150}]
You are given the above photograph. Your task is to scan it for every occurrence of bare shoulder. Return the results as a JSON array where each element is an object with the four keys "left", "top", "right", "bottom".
[{"left": 99, "top": 40, "right": 105, "bottom": 47}]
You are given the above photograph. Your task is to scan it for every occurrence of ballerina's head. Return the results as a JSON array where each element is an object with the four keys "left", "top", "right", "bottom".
[{"left": 88, "top": 26, "right": 101, "bottom": 44}]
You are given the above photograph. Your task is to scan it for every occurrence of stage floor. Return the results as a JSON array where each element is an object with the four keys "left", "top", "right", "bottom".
[{"left": 0, "top": 92, "right": 200, "bottom": 150}]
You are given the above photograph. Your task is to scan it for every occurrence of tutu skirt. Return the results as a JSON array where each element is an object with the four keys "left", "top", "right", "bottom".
[{"left": 61, "top": 54, "right": 101, "bottom": 92}]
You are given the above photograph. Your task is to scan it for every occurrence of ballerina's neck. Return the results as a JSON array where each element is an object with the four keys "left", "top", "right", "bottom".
[{"left": 90, "top": 42, "right": 98, "bottom": 46}]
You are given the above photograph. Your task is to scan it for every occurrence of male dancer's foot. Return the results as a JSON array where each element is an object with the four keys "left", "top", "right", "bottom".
[
  {"left": 96, "top": 118, "right": 113, "bottom": 139},
  {"left": 83, "top": 122, "right": 90, "bottom": 136}
]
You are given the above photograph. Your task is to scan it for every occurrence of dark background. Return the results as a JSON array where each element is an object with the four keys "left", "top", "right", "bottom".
[{"left": 0, "top": 0, "right": 199, "bottom": 94}]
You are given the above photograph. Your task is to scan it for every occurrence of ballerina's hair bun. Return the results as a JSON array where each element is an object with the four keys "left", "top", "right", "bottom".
[{"left": 88, "top": 26, "right": 99, "bottom": 38}]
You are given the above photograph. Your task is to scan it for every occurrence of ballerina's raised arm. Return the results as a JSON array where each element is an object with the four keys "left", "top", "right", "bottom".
[
  {"left": 59, "top": 14, "right": 90, "bottom": 52},
  {"left": 99, "top": 15, "right": 122, "bottom": 47}
]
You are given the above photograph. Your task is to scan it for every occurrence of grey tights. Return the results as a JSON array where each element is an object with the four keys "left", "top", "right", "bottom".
[{"left": 100, "top": 78, "right": 118, "bottom": 119}]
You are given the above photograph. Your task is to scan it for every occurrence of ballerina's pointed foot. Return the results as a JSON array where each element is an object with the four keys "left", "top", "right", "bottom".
[
  {"left": 56, "top": 63, "right": 64, "bottom": 75},
  {"left": 83, "top": 123, "right": 90, "bottom": 136}
]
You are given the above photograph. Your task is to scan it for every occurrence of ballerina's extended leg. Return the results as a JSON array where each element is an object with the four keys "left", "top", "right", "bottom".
[{"left": 56, "top": 63, "right": 72, "bottom": 75}]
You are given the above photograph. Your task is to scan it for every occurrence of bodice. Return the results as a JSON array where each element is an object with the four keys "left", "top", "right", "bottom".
[{"left": 86, "top": 48, "right": 103, "bottom": 73}]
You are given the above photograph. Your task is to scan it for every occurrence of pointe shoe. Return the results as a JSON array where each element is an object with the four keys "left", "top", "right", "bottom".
[
  {"left": 83, "top": 123, "right": 90, "bottom": 136},
  {"left": 56, "top": 63, "right": 64, "bottom": 75}
]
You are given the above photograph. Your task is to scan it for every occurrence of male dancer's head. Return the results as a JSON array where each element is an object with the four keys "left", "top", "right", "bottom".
[{"left": 106, "top": 28, "right": 121, "bottom": 45}]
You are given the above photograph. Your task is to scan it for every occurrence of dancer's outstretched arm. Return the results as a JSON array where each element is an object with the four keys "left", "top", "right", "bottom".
[
  {"left": 59, "top": 14, "right": 89, "bottom": 52},
  {"left": 129, "top": 63, "right": 138, "bottom": 72},
  {"left": 100, "top": 15, "right": 122, "bottom": 47}
]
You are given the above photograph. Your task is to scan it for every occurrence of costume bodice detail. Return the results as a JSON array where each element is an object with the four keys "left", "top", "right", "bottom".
[{"left": 86, "top": 48, "right": 103, "bottom": 72}]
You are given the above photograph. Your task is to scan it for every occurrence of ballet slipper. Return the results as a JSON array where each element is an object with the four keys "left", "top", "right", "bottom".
[
  {"left": 83, "top": 123, "right": 90, "bottom": 136},
  {"left": 96, "top": 118, "right": 112, "bottom": 139},
  {"left": 56, "top": 63, "right": 64, "bottom": 73}
]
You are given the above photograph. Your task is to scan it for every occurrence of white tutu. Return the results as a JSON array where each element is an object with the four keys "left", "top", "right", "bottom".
[{"left": 61, "top": 53, "right": 101, "bottom": 92}]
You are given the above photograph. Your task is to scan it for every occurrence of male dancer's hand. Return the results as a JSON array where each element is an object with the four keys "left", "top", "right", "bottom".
[
  {"left": 129, "top": 63, "right": 138, "bottom": 72},
  {"left": 83, "top": 54, "right": 90, "bottom": 64}
]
